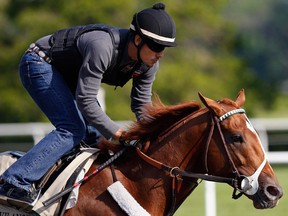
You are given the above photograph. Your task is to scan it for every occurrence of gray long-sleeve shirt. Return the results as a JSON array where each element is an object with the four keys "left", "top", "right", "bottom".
[{"left": 36, "top": 29, "right": 158, "bottom": 139}]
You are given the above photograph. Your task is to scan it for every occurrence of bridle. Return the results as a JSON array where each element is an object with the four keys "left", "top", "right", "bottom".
[{"left": 135, "top": 108, "right": 267, "bottom": 215}]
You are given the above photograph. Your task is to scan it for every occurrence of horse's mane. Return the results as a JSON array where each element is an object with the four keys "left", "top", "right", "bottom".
[
  {"left": 125, "top": 96, "right": 201, "bottom": 140},
  {"left": 98, "top": 96, "right": 201, "bottom": 152}
]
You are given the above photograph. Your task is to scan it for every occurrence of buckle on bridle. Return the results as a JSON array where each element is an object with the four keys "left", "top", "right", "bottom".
[
  {"left": 230, "top": 176, "right": 245, "bottom": 199},
  {"left": 231, "top": 175, "right": 256, "bottom": 199},
  {"left": 232, "top": 188, "right": 244, "bottom": 199},
  {"left": 169, "top": 167, "right": 180, "bottom": 177}
]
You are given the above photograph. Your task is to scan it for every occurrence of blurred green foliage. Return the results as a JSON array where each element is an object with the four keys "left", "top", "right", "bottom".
[{"left": 0, "top": 0, "right": 288, "bottom": 123}]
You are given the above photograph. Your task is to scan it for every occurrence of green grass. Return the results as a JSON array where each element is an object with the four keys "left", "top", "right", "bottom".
[{"left": 174, "top": 165, "right": 287, "bottom": 216}]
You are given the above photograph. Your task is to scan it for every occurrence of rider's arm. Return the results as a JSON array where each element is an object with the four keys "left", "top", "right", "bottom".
[
  {"left": 75, "top": 31, "right": 121, "bottom": 139},
  {"left": 130, "top": 62, "right": 158, "bottom": 121}
]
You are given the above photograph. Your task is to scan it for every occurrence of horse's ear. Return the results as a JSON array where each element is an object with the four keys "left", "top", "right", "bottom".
[
  {"left": 198, "top": 92, "right": 209, "bottom": 107},
  {"left": 235, "top": 89, "right": 245, "bottom": 107},
  {"left": 198, "top": 92, "right": 222, "bottom": 115}
]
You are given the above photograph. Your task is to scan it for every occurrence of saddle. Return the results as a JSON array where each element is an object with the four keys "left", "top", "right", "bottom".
[{"left": 0, "top": 144, "right": 100, "bottom": 216}]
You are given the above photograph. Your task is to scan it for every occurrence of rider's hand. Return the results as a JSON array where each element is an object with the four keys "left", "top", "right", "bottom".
[
  {"left": 111, "top": 128, "right": 124, "bottom": 145},
  {"left": 111, "top": 129, "right": 137, "bottom": 147}
]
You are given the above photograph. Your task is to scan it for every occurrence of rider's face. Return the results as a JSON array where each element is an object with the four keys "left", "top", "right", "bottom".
[
  {"left": 140, "top": 43, "right": 164, "bottom": 67},
  {"left": 134, "top": 35, "right": 165, "bottom": 67}
]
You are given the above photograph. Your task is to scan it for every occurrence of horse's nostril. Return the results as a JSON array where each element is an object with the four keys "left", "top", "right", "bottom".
[{"left": 266, "top": 185, "right": 282, "bottom": 198}]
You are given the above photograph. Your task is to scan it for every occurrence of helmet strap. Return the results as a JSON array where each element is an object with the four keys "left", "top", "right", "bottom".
[
  {"left": 133, "top": 13, "right": 144, "bottom": 63},
  {"left": 132, "top": 33, "right": 144, "bottom": 63},
  {"left": 136, "top": 41, "right": 144, "bottom": 63}
]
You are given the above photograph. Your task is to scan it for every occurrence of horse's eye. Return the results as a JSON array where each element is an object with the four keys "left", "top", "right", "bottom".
[{"left": 231, "top": 134, "right": 244, "bottom": 143}]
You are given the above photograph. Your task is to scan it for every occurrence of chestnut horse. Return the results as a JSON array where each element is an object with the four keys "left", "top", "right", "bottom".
[{"left": 64, "top": 89, "right": 283, "bottom": 216}]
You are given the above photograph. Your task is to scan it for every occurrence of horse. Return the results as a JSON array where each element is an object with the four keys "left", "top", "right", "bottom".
[{"left": 62, "top": 89, "right": 283, "bottom": 216}]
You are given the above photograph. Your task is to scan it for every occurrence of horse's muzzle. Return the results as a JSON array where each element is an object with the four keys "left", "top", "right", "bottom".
[{"left": 252, "top": 183, "right": 283, "bottom": 209}]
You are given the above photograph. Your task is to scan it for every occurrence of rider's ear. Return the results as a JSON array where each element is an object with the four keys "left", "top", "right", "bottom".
[{"left": 134, "top": 34, "right": 142, "bottom": 46}]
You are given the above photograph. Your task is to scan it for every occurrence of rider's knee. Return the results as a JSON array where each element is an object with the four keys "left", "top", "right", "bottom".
[
  {"left": 56, "top": 120, "right": 86, "bottom": 144},
  {"left": 72, "top": 122, "right": 86, "bottom": 142}
]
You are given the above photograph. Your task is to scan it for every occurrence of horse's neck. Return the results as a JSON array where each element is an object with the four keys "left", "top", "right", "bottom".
[
  {"left": 138, "top": 110, "right": 211, "bottom": 214},
  {"left": 148, "top": 109, "right": 211, "bottom": 172}
]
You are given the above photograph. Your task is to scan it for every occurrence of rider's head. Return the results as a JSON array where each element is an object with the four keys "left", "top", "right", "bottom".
[{"left": 130, "top": 3, "right": 176, "bottom": 60}]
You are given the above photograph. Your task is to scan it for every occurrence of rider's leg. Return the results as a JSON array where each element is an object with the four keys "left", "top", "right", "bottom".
[
  {"left": 82, "top": 99, "right": 104, "bottom": 147},
  {"left": 0, "top": 52, "right": 86, "bottom": 207},
  {"left": 83, "top": 124, "right": 103, "bottom": 146}
]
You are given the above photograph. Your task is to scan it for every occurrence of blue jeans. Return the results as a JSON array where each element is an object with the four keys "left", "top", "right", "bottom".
[{"left": 1, "top": 52, "right": 101, "bottom": 191}]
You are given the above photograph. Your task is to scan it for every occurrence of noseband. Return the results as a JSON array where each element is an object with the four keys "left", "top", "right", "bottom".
[{"left": 135, "top": 108, "right": 267, "bottom": 213}]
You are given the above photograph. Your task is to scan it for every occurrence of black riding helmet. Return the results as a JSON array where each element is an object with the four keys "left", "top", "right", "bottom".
[{"left": 130, "top": 3, "right": 176, "bottom": 59}]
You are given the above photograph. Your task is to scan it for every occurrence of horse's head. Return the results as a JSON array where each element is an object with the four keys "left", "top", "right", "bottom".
[{"left": 199, "top": 89, "right": 283, "bottom": 209}]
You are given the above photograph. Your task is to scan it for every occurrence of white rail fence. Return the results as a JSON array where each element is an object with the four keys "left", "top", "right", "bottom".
[
  {"left": 0, "top": 118, "right": 288, "bottom": 216},
  {"left": 1, "top": 118, "right": 288, "bottom": 162}
]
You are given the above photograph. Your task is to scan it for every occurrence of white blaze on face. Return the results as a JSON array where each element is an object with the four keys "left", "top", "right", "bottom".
[
  {"left": 246, "top": 117, "right": 267, "bottom": 155},
  {"left": 240, "top": 116, "right": 267, "bottom": 195}
]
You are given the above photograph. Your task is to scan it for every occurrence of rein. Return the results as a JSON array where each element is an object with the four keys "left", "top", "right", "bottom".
[{"left": 135, "top": 108, "right": 247, "bottom": 215}]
